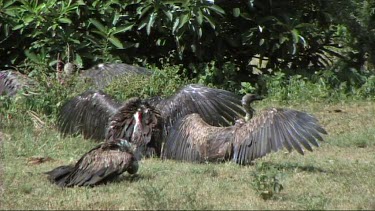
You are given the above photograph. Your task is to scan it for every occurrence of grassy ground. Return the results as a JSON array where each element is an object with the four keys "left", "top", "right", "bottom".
[{"left": 0, "top": 100, "right": 374, "bottom": 210}]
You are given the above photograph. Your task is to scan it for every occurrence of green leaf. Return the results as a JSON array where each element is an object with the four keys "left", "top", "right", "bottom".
[
  {"left": 163, "top": 10, "right": 173, "bottom": 22},
  {"left": 92, "top": 30, "right": 107, "bottom": 38},
  {"left": 233, "top": 8, "right": 240, "bottom": 17},
  {"left": 279, "top": 35, "right": 288, "bottom": 44},
  {"left": 291, "top": 29, "right": 299, "bottom": 44},
  {"left": 108, "top": 35, "right": 123, "bottom": 49},
  {"left": 137, "top": 18, "right": 148, "bottom": 31},
  {"left": 74, "top": 54, "right": 83, "bottom": 68},
  {"left": 172, "top": 17, "right": 180, "bottom": 34},
  {"left": 112, "top": 12, "right": 120, "bottom": 26},
  {"left": 198, "top": 27, "right": 202, "bottom": 39},
  {"left": 197, "top": 9, "right": 203, "bottom": 25},
  {"left": 24, "top": 15, "right": 35, "bottom": 24},
  {"left": 204, "top": 15, "right": 216, "bottom": 30},
  {"left": 147, "top": 12, "right": 156, "bottom": 35},
  {"left": 58, "top": 18, "right": 72, "bottom": 24},
  {"left": 178, "top": 13, "right": 189, "bottom": 30},
  {"left": 89, "top": 18, "right": 106, "bottom": 33},
  {"left": 209, "top": 5, "right": 225, "bottom": 15},
  {"left": 12, "top": 24, "right": 24, "bottom": 31},
  {"left": 112, "top": 23, "right": 134, "bottom": 35},
  {"left": 24, "top": 50, "right": 41, "bottom": 64},
  {"left": 259, "top": 38, "right": 265, "bottom": 46},
  {"left": 138, "top": 5, "right": 152, "bottom": 18}
]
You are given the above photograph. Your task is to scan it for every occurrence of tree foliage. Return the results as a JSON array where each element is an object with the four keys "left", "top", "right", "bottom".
[{"left": 0, "top": 0, "right": 373, "bottom": 86}]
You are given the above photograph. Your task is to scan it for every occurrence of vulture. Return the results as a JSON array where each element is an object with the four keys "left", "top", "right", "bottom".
[
  {"left": 45, "top": 139, "right": 140, "bottom": 187},
  {"left": 79, "top": 63, "right": 152, "bottom": 89},
  {"left": 57, "top": 84, "right": 246, "bottom": 156},
  {"left": 162, "top": 94, "right": 327, "bottom": 165},
  {"left": 46, "top": 97, "right": 159, "bottom": 187},
  {"left": 0, "top": 70, "right": 35, "bottom": 97}
]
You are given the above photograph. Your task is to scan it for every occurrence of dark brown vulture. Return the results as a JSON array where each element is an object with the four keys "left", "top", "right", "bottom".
[
  {"left": 46, "top": 97, "right": 159, "bottom": 187},
  {"left": 45, "top": 139, "right": 139, "bottom": 187},
  {"left": 57, "top": 84, "right": 246, "bottom": 156},
  {"left": 162, "top": 94, "right": 327, "bottom": 165}
]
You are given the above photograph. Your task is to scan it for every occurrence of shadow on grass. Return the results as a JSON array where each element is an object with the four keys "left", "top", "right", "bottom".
[
  {"left": 112, "top": 173, "right": 155, "bottom": 184},
  {"left": 258, "top": 161, "right": 330, "bottom": 174}
]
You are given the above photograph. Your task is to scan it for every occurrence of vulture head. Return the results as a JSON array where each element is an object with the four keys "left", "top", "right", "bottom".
[{"left": 105, "top": 97, "right": 160, "bottom": 158}]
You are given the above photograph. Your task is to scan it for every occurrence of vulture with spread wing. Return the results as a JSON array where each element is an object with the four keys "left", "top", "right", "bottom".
[
  {"left": 57, "top": 84, "right": 246, "bottom": 156},
  {"left": 46, "top": 97, "right": 159, "bottom": 187},
  {"left": 162, "top": 94, "right": 327, "bottom": 165}
]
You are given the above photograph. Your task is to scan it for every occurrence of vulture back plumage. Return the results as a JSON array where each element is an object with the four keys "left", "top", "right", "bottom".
[
  {"left": 0, "top": 70, "right": 34, "bottom": 97},
  {"left": 80, "top": 63, "right": 152, "bottom": 89},
  {"left": 162, "top": 94, "right": 327, "bottom": 165},
  {"left": 45, "top": 139, "right": 139, "bottom": 187}
]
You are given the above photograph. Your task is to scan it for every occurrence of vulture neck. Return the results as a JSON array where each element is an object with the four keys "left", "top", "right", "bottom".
[
  {"left": 244, "top": 106, "right": 255, "bottom": 122},
  {"left": 242, "top": 93, "right": 262, "bottom": 122}
]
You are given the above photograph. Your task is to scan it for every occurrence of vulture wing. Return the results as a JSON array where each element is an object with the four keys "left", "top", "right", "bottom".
[
  {"left": 162, "top": 113, "right": 236, "bottom": 163},
  {"left": 45, "top": 141, "right": 138, "bottom": 187},
  {"left": 154, "top": 84, "right": 245, "bottom": 140},
  {"left": 57, "top": 90, "right": 121, "bottom": 140},
  {"left": 232, "top": 108, "right": 327, "bottom": 165},
  {"left": 80, "top": 63, "right": 152, "bottom": 89},
  {"left": 162, "top": 109, "right": 327, "bottom": 165}
]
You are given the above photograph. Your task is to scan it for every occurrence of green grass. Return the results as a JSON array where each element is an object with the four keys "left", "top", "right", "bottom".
[{"left": 1, "top": 100, "right": 375, "bottom": 210}]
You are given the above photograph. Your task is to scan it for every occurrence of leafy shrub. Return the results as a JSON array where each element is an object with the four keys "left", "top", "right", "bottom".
[
  {"left": 1, "top": 0, "right": 361, "bottom": 88},
  {"left": 105, "top": 64, "right": 196, "bottom": 101},
  {"left": 245, "top": 67, "right": 375, "bottom": 103},
  {"left": 0, "top": 69, "right": 89, "bottom": 127}
]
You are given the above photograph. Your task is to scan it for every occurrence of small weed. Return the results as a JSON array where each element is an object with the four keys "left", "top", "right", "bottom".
[{"left": 251, "top": 162, "right": 285, "bottom": 200}]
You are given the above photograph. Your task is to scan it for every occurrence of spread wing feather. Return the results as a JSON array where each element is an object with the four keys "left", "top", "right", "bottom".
[
  {"left": 57, "top": 90, "right": 121, "bottom": 140},
  {"left": 155, "top": 84, "right": 245, "bottom": 140},
  {"left": 163, "top": 108, "right": 326, "bottom": 165},
  {"left": 233, "top": 108, "right": 327, "bottom": 164}
]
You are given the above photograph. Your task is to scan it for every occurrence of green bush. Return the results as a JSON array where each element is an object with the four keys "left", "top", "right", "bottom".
[
  {"left": 2, "top": 0, "right": 367, "bottom": 87},
  {"left": 0, "top": 70, "right": 89, "bottom": 127},
  {"left": 105, "top": 64, "right": 196, "bottom": 102}
]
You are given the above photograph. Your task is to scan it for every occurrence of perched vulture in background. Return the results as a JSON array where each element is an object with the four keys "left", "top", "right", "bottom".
[
  {"left": 79, "top": 63, "right": 152, "bottom": 89},
  {"left": 57, "top": 84, "right": 246, "bottom": 156},
  {"left": 45, "top": 139, "right": 139, "bottom": 187},
  {"left": 46, "top": 97, "right": 159, "bottom": 187},
  {"left": 162, "top": 94, "right": 327, "bottom": 165},
  {"left": 0, "top": 70, "right": 35, "bottom": 97}
]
